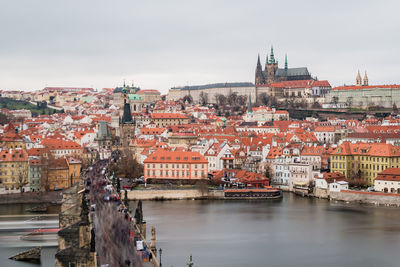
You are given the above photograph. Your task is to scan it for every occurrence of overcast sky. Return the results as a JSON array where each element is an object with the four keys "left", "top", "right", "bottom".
[{"left": 0, "top": 0, "right": 399, "bottom": 93}]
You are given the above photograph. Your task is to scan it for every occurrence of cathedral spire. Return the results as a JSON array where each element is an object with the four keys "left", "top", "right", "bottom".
[
  {"left": 270, "top": 46, "right": 275, "bottom": 64},
  {"left": 363, "top": 71, "right": 369, "bottom": 86},
  {"left": 356, "top": 70, "right": 362, "bottom": 86},
  {"left": 266, "top": 54, "right": 269, "bottom": 65},
  {"left": 285, "top": 54, "right": 288, "bottom": 70},
  {"left": 257, "top": 54, "right": 261, "bottom": 67}
]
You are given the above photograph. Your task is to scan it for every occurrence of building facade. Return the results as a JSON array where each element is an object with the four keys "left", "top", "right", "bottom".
[{"left": 144, "top": 149, "right": 208, "bottom": 181}]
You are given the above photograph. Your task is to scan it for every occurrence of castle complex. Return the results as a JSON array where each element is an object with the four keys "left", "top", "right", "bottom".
[{"left": 255, "top": 47, "right": 312, "bottom": 86}]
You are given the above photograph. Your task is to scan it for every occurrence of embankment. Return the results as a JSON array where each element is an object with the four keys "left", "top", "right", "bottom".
[
  {"left": 330, "top": 190, "right": 400, "bottom": 206},
  {"left": 126, "top": 189, "right": 224, "bottom": 200},
  {"left": 0, "top": 191, "right": 63, "bottom": 204}
]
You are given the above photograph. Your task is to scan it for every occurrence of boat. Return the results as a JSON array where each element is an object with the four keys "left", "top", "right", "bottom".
[
  {"left": 20, "top": 228, "right": 59, "bottom": 242},
  {"left": 26, "top": 204, "right": 48, "bottom": 212},
  {"left": 224, "top": 187, "right": 282, "bottom": 199}
]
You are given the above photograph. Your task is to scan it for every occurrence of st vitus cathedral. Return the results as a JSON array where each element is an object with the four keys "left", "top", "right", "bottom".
[{"left": 255, "top": 46, "right": 312, "bottom": 86}]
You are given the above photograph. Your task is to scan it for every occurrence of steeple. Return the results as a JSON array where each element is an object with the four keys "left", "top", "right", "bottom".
[
  {"left": 284, "top": 54, "right": 288, "bottom": 70},
  {"left": 270, "top": 46, "right": 275, "bottom": 64},
  {"left": 265, "top": 54, "right": 269, "bottom": 65},
  {"left": 363, "top": 71, "right": 369, "bottom": 86},
  {"left": 255, "top": 54, "right": 265, "bottom": 85},
  {"left": 356, "top": 70, "right": 362, "bottom": 86},
  {"left": 248, "top": 94, "right": 253, "bottom": 113}
]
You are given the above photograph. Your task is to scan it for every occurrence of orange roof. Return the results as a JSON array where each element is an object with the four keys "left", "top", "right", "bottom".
[
  {"left": 331, "top": 142, "right": 400, "bottom": 157},
  {"left": 151, "top": 113, "right": 188, "bottom": 119},
  {"left": 270, "top": 80, "right": 331, "bottom": 89},
  {"left": 0, "top": 149, "right": 28, "bottom": 162},
  {"left": 375, "top": 168, "right": 400, "bottom": 181},
  {"left": 144, "top": 149, "right": 207, "bottom": 164},
  {"left": 41, "top": 138, "right": 82, "bottom": 150},
  {"left": 333, "top": 84, "right": 400, "bottom": 91}
]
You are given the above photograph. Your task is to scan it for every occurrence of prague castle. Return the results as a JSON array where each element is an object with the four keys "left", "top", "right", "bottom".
[{"left": 255, "top": 46, "right": 312, "bottom": 86}]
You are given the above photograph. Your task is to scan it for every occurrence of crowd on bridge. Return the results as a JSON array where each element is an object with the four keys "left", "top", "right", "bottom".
[{"left": 84, "top": 160, "right": 156, "bottom": 267}]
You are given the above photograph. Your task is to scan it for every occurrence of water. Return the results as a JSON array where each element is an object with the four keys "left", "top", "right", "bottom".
[
  {"left": 0, "top": 203, "right": 59, "bottom": 267},
  {"left": 142, "top": 193, "right": 400, "bottom": 267},
  {"left": 2, "top": 196, "right": 400, "bottom": 267}
]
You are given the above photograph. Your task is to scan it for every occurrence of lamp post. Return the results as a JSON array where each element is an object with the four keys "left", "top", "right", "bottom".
[{"left": 159, "top": 248, "right": 162, "bottom": 266}]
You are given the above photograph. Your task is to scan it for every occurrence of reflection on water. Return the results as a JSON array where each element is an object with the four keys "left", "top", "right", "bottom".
[
  {"left": 0, "top": 203, "right": 59, "bottom": 267},
  {"left": 142, "top": 193, "right": 400, "bottom": 267}
]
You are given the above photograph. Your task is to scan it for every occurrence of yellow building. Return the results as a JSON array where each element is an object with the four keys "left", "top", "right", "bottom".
[
  {"left": 0, "top": 123, "right": 26, "bottom": 150},
  {"left": 0, "top": 149, "right": 29, "bottom": 190},
  {"left": 45, "top": 157, "right": 81, "bottom": 191},
  {"left": 330, "top": 142, "right": 400, "bottom": 185}
]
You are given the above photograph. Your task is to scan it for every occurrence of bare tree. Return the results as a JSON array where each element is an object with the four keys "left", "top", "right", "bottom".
[
  {"left": 199, "top": 92, "right": 208, "bottom": 106},
  {"left": 331, "top": 96, "right": 339, "bottom": 108},
  {"left": 17, "top": 165, "right": 28, "bottom": 193},
  {"left": 346, "top": 96, "right": 353, "bottom": 110}
]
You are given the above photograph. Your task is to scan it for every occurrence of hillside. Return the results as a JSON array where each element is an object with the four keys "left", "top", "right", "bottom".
[{"left": 0, "top": 97, "right": 61, "bottom": 117}]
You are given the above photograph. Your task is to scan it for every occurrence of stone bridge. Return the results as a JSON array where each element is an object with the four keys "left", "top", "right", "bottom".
[{"left": 55, "top": 159, "right": 160, "bottom": 267}]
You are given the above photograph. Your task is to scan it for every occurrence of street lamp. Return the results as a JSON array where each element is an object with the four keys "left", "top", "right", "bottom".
[{"left": 159, "top": 248, "right": 162, "bottom": 266}]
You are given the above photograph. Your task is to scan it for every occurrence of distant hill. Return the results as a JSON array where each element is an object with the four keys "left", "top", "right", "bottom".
[{"left": 0, "top": 97, "right": 61, "bottom": 117}]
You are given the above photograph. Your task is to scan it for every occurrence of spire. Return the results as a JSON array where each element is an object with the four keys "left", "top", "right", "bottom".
[
  {"left": 266, "top": 54, "right": 269, "bottom": 65},
  {"left": 284, "top": 54, "right": 288, "bottom": 70},
  {"left": 356, "top": 70, "right": 362, "bottom": 86},
  {"left": 257, "top": 54, "right": 261, "bottom": 67},
  {"left": 363, "top": 71, "right": 368, "bottom": 86},
  {"left": 248, "top": 94, "right": 253, "bottom": 113},
  {"left": 270, "top": 46, "right": 275, "bottom": 63}
]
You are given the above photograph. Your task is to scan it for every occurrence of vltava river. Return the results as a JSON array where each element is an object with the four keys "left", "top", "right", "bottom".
[{"left": 142, "top": 193, "right": 400, "bottom": 267}]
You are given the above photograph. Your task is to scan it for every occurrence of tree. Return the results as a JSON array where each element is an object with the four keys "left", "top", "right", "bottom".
[
  {"left": 346, "top": 96, "right": 353, "bottom": 110},
  {"left": 331, "top": 96, "right": 339, "bottom": 108},
  {"left": 216, "top": 94, "right": 227, "bottom": 106},
  {"left": 109, "top": 149, "right": 143, "bottom": 179},
  {"left": 312, "top": 98, "right": 322, "bottom": 108},
  {"left": 17, "top": 165, "right": 28, "bottom": 193},
  {"left": 199, "top": 92, "right": 208, "bottom": 106},
  {"left": 257, "top": 92, "right": 270, "bottom": 106},
  {"left": 393, "top": 103, "right": 399, "bottom": 114},
  {"left": 227, "top": 91, "right": 238, "bottom": 106},
  {"left": 182, "top": 95, "right": 193, "bottom": 104}
]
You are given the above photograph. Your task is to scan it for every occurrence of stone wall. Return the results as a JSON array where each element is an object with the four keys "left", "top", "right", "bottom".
[
  {"left": 126, "top": 189, "right": 225, "bottom": 200},
  {"left": 330, "top": 190, "right": 400, "bottom": 206},
  {"left": 314, "top": 188, "right": 329, "bottom": 199},
  {"left": 126, "top": 189, "right": 207, "bottom": 200}
]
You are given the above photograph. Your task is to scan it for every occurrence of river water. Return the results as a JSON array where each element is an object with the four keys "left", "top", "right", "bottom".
[
  {"left": 1, "top": 194, "right": 400, "bottom": 267},
  {"left": 0, "top": 203, "right": 59, "bottom": 267},
  {"left": 142, "top": 193, "right": 400, "bottom": 267}
]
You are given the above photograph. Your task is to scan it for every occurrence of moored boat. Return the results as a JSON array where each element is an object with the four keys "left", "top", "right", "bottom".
[{"left": 224, "top": 187, "right": 282, "bottom": 199}]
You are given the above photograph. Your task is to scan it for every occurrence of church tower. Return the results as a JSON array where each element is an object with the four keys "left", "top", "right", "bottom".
[
  {"left": 255, "top": 54, "right": 265, "bottom": 85},
  {"left": 265, "top": 46, "right": 279, "bottom": 84},
  {"left": 119, "top": 84, "right": 136, "bottom": 148},
  {"left": 363, "top": 71, "right": 369, "bottom": 86},
  {"left": 356, "top": 70, "right": 362, "bottom": 86}
]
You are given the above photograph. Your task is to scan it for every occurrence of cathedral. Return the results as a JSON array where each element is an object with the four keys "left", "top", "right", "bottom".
[{"left": 255, "top": 46, "right": 312, "bottom": 85}]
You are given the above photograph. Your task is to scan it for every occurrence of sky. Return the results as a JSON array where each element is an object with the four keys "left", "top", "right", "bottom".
[{"left": 0, "top": 0, "right": 399, "bottom": 94}]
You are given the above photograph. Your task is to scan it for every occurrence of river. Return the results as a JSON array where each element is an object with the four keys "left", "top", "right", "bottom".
[
  {"left": 141, "top": 193, "right": 400, "bottom": 267},
  {"left": 1, "top": 194, "right": 400, "bottom": 267},
  {"left": 0, "top": 203, "right": 59, "bottom": 267}
]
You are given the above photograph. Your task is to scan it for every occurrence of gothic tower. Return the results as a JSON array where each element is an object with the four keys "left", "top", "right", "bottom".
[
  {"left": 363, "top": 71, "right": 369, "bottom": 86},
  {"left": 266, "top": 46, "right": 279, "bottom": 84},
  {"left": 255, "top": 54, "right": 265, "bottom": 85},
  {"left": 119, "top": 84, "right": 136, "bottom": 148},
  {"left": 356, "top": 70, "right": 362, "bottom": 86}
]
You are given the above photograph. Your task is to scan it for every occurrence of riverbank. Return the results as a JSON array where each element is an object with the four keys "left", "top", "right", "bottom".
[
  {"left": 0, "top": 191, "right": 63, "bottom": 205},
  {"left": 126, "top": 187, "right": 400, "bottom": 207}
]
